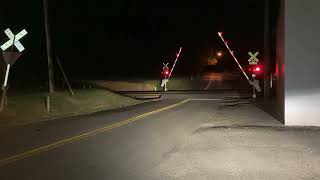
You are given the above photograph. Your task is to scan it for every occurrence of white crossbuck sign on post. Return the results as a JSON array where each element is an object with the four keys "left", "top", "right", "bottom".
[
  {"left": 1, "top": 28, "right": 28, "bottom": 52},
  {"left": 248, "top": 51, "right": 259, "bottom": 65}
]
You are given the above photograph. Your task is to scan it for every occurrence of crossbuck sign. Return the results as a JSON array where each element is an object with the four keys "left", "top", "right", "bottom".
[
  {"left": 1, "top": 28, "right": 28, "bottom": 52},
  {"left": 248, "top": 51, "right": 259, "bottom": 65},
  {"left": 162, "top": 63, "right": 169, "bottom": 69}
]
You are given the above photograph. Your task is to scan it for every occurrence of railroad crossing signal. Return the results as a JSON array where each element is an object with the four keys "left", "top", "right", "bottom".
[
  {"left": 248, "top": 51, "right": 259, "bottom": 65},
  {"left": 0, "top": 28, "right": 28, "bottom": 112},
  {"left": 247, "top": 51, "right": 262, "bottom": 98},
  {"left": 1, "top": 28, "right": 28, "bottom": 52},
  {"left": 161, "top": 63, "right": 170, "bottom": 91}
]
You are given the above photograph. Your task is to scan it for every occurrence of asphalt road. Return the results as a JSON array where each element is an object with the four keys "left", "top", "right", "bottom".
[
  {"left": 0, "top": 91, "right": 237, "bottom": 180},
  {"left": 1, "top": 91, "right": 319, "bottom": 180}
]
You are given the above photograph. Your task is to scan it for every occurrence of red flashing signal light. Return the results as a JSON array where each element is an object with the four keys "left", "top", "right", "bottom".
[
  {"left": 248, "top": 65, "right": 263, "bottom": 74},
  {"left": 162, "top": 68, "right": 170, "bottom": 78},
  {"left": 254, "top": 67, "right": 261, "bottom": 72}
]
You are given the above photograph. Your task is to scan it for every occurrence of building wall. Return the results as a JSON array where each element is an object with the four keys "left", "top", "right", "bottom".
[
  {"left": 284, "top": 0, "right": 320, "bottom": 126},
  {"left": 275, "top": 0, "right": 285, "bottom": 122}
]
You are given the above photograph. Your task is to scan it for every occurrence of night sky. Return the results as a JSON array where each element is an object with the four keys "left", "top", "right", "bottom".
[{"left": 0, "top": 0, "right": 279, "bottom": 86}]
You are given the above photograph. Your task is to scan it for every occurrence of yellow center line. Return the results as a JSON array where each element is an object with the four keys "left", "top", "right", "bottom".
[{"left": 0, "top": 99, "right": 190, "bottom": 167}]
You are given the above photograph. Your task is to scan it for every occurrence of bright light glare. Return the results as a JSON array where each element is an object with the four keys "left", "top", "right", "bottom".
[
  {"left": 217, "top": 52, "right": 223, "bottom": 57},
  {"left": 255, "top": 67, "right": 261, "bottom": 72}
]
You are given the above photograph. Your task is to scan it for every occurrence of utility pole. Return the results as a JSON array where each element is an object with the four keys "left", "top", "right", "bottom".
[
  {"left": 264, "top": 0, "right": 271, "bottom": 99},
  {"left": 43, "top": 0, "right": 55, "bottom": 93}
]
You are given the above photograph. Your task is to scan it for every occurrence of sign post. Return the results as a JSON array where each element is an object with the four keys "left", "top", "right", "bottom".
[{"left": 0, "top": 28, "right": 27, "bottom": 111}]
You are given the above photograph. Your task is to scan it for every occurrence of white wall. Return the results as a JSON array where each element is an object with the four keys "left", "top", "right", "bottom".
[{"left": 284, "top": 0, "right": 320, "bottom": 126}]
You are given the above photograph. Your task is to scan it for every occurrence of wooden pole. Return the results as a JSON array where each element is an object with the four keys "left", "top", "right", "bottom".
[{"left": 43, "top": 0, "right": 55, "bottom": 93}]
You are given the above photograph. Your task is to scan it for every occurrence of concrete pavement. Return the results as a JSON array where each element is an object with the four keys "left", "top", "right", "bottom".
[
  {"left": 146, "top": 103, "right": 320, "bottom": 179},
  {"left": 147, "top": 126, "right": 320, "bottom": 180}
]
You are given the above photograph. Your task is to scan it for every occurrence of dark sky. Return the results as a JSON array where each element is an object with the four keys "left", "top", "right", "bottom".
[{"left": 0, "top": 0, "right": 277, "bottom": 84}]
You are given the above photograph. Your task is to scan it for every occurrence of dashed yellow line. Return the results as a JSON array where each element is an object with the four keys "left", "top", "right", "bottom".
[{"left": 0, "top": 99, "right": 189, "bottom": 167}]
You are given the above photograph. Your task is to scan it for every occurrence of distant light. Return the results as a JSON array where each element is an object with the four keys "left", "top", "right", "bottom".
[
  {"left": 165, "top": 70, "right": 169, "bottom": 75},
  {"left": 217, "top": 52, "right": 223, "bottom": 57}
]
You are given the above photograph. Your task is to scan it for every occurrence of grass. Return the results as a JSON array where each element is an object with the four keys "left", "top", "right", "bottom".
[
  {"left": 145, "top": 77, "right": 201, "bottom": 91},
  {"left": 89, "top": 80, "right": 155, "bottom": 91},
  {"left": 0, "top": 89, "right": 141, "bottom": 126},
  {"left": 89, "top": 77, "right": 201, "bottom": 92}
]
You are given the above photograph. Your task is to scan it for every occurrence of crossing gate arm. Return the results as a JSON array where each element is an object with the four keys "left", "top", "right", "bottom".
[{"left": 217, "top": 32, "right": 250, "bottom": 81}]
